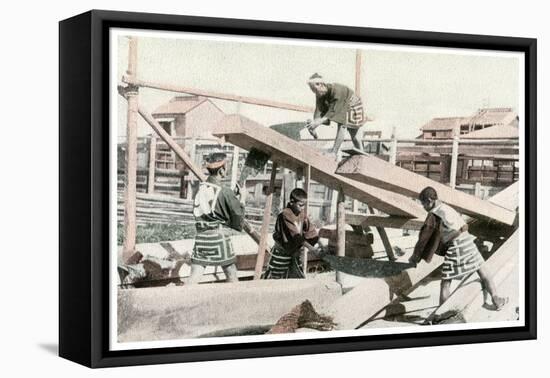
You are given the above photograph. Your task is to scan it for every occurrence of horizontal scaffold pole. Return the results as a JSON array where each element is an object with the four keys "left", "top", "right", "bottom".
[{"left": 123, "top": 76, "right": 314, "bottom": 113}]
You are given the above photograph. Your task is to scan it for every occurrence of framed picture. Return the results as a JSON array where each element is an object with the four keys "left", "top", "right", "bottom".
[{"left": 59, "top": 10, "right": 536, "bottom": 368}]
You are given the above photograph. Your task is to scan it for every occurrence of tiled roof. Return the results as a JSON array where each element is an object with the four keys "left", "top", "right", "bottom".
[
  {"left": 462, "top": 124, "right": 519, "bottom": 139},
  {"left": 468, "top": 108, "right": 518, "bottom": 126},
  {"left": 421, "top": 117, "right": 469, "bottom": 131},
  {"left": 421, "top": 108, "right": 518, "bottom": 132}
]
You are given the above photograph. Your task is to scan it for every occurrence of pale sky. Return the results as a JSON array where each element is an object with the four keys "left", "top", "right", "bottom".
[{"left": 115, "top": 33, "right": 520, "bottom": 140}]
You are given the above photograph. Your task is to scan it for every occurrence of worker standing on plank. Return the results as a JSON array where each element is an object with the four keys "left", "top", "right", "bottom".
[
  {"left": 409, "top": 186, "right": 508, "bottom": 310},
  {"left": 186, "top": 152, "right": 246, "bottom": 284},
  {"left": 263, "top": 188, "right": 320, "bottom": 279},
  {"left": 305, "top": 73, "right": 366, "bottom": 155}
]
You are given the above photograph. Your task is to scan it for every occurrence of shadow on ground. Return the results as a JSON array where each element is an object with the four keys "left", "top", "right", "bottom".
[{"left": 38, "top": 343, "right": 58, "bottom": 356}]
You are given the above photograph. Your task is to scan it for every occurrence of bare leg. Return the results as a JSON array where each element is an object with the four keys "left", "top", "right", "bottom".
[
  {"left": 439, "top": 279, "right": 452, "bottom": 305},
  {"left": 348, "top": 127, "right": 362, "bottom": 151},
  {"left": 186, "top": 264, "right": 206, "bottom": 285},
  {"left": 331, "top": 123, "right": 346, "bottom": 154},
  {"left": 222, "top": 263, "right": 239, "bottom": 283},
  {"left": 477, "top": 265, "right": 508, "bottom": 309}
]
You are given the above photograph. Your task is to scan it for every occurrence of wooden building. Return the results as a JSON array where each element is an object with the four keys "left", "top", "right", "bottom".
[
  {"left": 420, "top": 107, "right": 518, "bottom": 140},
  {"left": 151, "top": 95, "right": 225, "bottom": 138},
  {"left": 388, "top": 108, "right": 520, "bottom": 191}
]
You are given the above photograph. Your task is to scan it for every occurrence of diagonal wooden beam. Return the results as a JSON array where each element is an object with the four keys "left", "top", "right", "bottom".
[
  {"left": 212, "top": 114, "right": 426, "bottom": 219},
  {"left": 336, "top": 154, "right": 516, "bottom": 225}
]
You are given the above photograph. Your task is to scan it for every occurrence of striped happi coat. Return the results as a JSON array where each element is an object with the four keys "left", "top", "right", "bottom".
[
  {"left": 191, "top": 176, "right": 244, "bottom": 267},
  {"left": 441, "top": 232, "right": 484, "bottom": 280},
  {"left": 263, "top": 206, "right": 319, "bottom": 279},
  {"left": 314, "top": 83, "right": 366, "bottom": 129},
  {"left": 431, "top": 201, "right": 485, "bottom": 280}
]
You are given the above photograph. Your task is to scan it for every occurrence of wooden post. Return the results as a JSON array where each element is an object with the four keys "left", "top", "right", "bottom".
[
  {"left": 329, "top": 189, "right": 338, "bottom": 223},
  {"left": 253, "top": 183, "right": 263, "bottom": 207},
  {"left": 283, "top": 168, "right": 293, "bottom": 205},
  {"left": 122, "top": 37, "right": 139, "bottom": 263},
  {"left": 329, "top": 151, "right": 342, "bottom": 222},
  {"left": 355, "top": 49, "right": 362, "bottom": 97},
  {"left": 336, "top": 189, "right": 346, "bottom": 285},
  {"left": 353, "top": 52, "right": 362, "bottom": 212},
  {"left": 147, "top": 134, "right": 157, "bottom": 194},
  {"left": 474, "top": 182, "right": 482, "bottom": 198},
  {"left": 230, "top": 146, "right": 240, "bottom": 190},
  {"left": 186, "top": 137, "right": 196, "bottom": 200},
  {"left": 449, "top": 136, "right": 459, "bottom": 189},
  {"left": 254, "top": 163, "right": 278, "bottom": 280},
  {"left": 302, "top": 165, "right": 311, "bottom": 277},
  {"left": 389, "top": 132, "right": 398, "bottom": 165},
  {"left": 367, "top": 206, "right": 396, "bottom": 261}
]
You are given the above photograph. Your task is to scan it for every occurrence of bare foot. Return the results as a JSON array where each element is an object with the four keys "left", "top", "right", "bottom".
[{"left": 493, "top": 296, "right": 509, "bottom": 311}]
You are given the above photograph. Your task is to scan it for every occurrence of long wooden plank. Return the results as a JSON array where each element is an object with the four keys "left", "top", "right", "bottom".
[
  {"left": 329, "top": 253, "right": 444, "bottom": 330},
  {"left": 212, "top": 114, "right": 426, "bottom": 218},
  {"left": 336, "top": 154, "right": 516, "bottom": 225}
]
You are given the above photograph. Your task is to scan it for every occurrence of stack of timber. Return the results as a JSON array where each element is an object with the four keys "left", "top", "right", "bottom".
[
  {"left": 336, "top": 154, "right": 516, "bottom": 225},
  {"left": 212, "top": 114, "right": 426, "bottom": 219}
]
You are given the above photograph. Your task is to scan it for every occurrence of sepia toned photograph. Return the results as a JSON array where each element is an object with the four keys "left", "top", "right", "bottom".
[{"left": 110, "top": 27, "right": 525, "bottom": 351}]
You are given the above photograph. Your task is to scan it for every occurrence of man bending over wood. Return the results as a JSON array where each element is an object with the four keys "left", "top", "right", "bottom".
[{"left": 305, "top": 73, "right": 366, "bottom": 155}]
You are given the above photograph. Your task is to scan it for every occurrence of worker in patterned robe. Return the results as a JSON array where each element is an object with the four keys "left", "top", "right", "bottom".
[
  {"left": 305, "top": 73, "right": 366, "bottom": 155},
  {"left": 410, "top": 186, "right": 508, "bottom": 310},
  {"left": 263, "top": 188, "right": 319, "bottom": 279},
  {"left": 187, "top": 152, "right": 246, "bottom": 284}
]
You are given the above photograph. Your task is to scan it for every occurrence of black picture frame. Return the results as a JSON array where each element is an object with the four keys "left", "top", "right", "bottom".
[{"left": 59, "top": 9, "right": 537, "bottom": 368}]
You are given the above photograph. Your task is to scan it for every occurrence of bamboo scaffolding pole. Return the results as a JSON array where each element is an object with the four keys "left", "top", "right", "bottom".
[
  {"left": 254, "top": 163, "right": 278, "bottom": 280},
  {"left": 147, "top": 135, "right": 157, "bottom": 194},
  {"left": 449, "top": 136, "right": 460, "bottom": 189},
  {"left": 123, "top": 77, "right": 314, "bottom": 113},
  {"left": 302, "top": 164, "right": 311, "bottom": 277},
  {"left": 122, "top": 37, "right": 139, "bottom": 263},
  {"left": 336, "top": 189, "right": 346, "bottom": 285}
]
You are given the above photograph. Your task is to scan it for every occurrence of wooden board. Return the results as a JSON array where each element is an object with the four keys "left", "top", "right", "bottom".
[
  {"left": 350, "top": 214, "right": 425, "bottom": 231},
  {"left": 328, "top": 254, "right": 444, "bottom": 329},
  {"left": 212, "top": 114, "right": 426, "bottom": 218},
  {"left": 336, "top": 154, "right": 516, "bottom": 225}
]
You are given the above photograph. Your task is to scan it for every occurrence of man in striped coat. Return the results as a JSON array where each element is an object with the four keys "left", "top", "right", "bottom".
[
  {"left": 263, "top": 188, "right": 319, "bottom": 279},
  {"left": 411, "top": 186, "right": 508, "bottom": 310},
  {"left": 186, "top": 152, "right": 246, "bottom": 284}
]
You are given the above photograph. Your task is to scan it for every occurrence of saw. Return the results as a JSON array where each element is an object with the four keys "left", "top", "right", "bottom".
[{"left": 303, "top": 242, "right": 415, "bottom": 278}]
